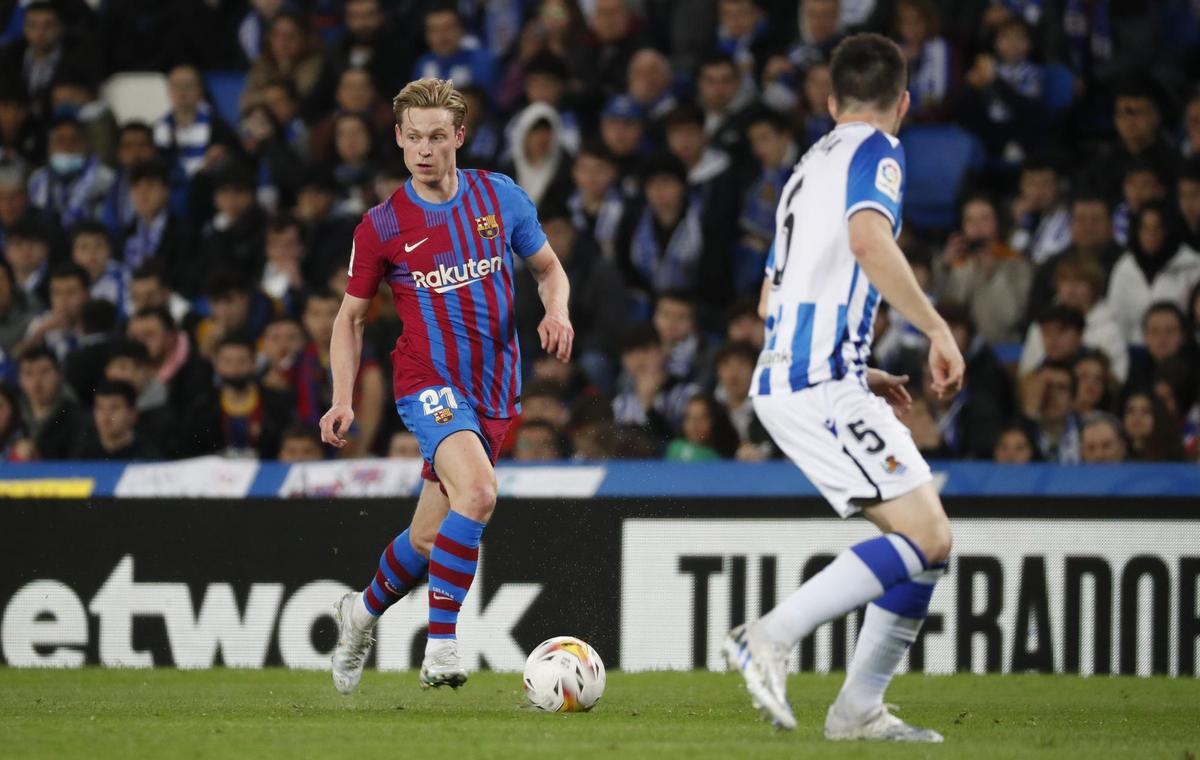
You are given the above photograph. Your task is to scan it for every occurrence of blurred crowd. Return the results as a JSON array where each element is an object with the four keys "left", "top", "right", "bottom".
[{"left": 1, "top": 0, "right": 1199, "bottom": 465}]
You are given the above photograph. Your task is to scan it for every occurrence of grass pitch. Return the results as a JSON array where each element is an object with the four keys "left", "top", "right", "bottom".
[{"left": 0, "top": 669, "right": 1197, "bottom": 759}]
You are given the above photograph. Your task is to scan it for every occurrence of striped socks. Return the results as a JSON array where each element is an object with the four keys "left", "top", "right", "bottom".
[
  {"left": 427, "top": 510, "right": 486, "bottom": 640},
  {"left": 357, "top": 528, "right": 429, "bottom": 628},
  {"left": 759, "top": 533, "right": 928, "bottom": 646}
]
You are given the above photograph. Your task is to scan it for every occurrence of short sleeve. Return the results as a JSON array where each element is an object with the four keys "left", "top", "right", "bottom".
[
  {"left": 845, "top": 131, "right": 905, "bottom": 233},
  {"left": 763, "top": 238, "right": 776, "bottom": 278},
  {"left": 345, "top": 216, "right": 387, "bottom": 299},
  {"left": 498, "top": 175, "right": 548, "bottom": 258}
]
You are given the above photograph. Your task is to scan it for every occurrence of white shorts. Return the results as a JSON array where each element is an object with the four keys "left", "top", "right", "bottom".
[{"left": 753, "top": 375, "right": 932, "bottom": 518}]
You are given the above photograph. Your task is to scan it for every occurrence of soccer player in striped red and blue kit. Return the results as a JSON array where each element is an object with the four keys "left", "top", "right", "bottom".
[{"left": 320, "top": 78, "right": 573, "bottom": 693}]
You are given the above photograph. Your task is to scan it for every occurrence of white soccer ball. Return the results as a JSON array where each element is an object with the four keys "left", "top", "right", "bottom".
[{"left": 522, "top": 636, "right": 606, "bottom": 713}]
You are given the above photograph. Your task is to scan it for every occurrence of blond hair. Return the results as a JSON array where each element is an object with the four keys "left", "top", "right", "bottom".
[{"left": 392, "top": 78, "right": 468, "bottom": 128}]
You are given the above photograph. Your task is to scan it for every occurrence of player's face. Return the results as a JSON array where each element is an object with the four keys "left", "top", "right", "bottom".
[{"left": 397, "top": 108, "right": 465, "bottom": 186}]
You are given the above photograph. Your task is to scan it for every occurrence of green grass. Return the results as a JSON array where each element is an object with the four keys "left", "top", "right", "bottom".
[{"left": 0, "top": 669, "right": 1197, "bottom": 759}]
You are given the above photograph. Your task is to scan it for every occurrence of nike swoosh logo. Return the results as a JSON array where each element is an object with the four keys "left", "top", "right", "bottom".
[
  {"left": 404, "top": 237, "right": 429, "bottom": 253},
  {"left": 432, "top": 592, "right": 454, "bottom": 602}
]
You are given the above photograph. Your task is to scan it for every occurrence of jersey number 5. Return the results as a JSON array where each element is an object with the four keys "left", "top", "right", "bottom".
[
  {"left": 848, "top": 419, "right": 885, "bottom": 454},
  {"left": 420, "top": 387, "right": 459, "bottom": 416}
]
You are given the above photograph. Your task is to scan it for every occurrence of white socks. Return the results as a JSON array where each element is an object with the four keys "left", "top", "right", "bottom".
[
  {"left": 758, "top": 534, "right": 926, "bottom": 646},
  {"left": 836, "top": 604, "right": 921, "bottom": 718},
  {"left": 351, "top": 592, "right": 379, "bottom": 631}
]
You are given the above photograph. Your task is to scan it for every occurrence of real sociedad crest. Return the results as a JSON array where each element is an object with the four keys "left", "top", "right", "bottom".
[{"left": 475, "top": 214, "right": 500, "bottom": 239}]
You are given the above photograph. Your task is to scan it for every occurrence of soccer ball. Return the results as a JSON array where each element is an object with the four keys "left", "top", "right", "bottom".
[{"left": 522, "top": 636, "right": 606, "bottom": 713}]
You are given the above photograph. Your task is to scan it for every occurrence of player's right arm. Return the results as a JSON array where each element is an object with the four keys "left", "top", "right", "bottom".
[
  {"left": 848, "top": 210, "right": 964, "bottom": 397},
  {"left": 320, "top": 293, "right": 370, "bottom": 448}
]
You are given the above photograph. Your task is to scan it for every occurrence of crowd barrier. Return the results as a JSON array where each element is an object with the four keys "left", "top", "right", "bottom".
[{"left": 2, "top": 461, "right": 1198, "bottom": 677}]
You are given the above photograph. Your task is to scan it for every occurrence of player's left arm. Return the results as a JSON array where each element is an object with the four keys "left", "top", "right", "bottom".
[{"left": 525, "top": 243, "right": 574, "bottom": 362}]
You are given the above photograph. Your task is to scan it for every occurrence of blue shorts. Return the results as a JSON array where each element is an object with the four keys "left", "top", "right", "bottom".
[{"left": 395, "top": 384, "right": 512, "bottom": 482}]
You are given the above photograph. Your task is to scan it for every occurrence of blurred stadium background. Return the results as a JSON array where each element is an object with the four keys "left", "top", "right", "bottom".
[{"left": 1, "top": 2, "right": 1200, "bottom": 752}]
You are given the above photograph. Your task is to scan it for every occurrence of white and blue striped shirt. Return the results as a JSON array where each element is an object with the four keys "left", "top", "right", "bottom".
[{"left": 752, "top": 122, "right": 904, "bottom": 397}]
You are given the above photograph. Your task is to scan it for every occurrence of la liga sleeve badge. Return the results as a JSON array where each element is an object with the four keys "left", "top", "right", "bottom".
[{"left": 874, "top": 157, "right": 902, "bottom": 203}]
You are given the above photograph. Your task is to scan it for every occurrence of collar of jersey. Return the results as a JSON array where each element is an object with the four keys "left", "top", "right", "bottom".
[{"left": 404, "top": 169, "right": 466, "bottom": 210}]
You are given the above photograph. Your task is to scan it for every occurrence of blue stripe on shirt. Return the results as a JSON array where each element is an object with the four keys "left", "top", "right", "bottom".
[{"left": 788, "top": 303, "right": 816, "bottom": 392}]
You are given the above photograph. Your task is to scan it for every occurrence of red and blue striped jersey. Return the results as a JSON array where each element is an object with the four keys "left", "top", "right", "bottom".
[{"left": 345, "top": 169, "right": 546, "bottom": 419}]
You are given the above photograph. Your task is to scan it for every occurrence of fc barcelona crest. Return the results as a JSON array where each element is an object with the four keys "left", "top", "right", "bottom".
[{"left": 475, "top": 214, "right": 500, "bottom": 239}]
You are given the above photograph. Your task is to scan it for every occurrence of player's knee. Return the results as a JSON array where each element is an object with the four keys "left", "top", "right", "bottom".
[{"left": 454, "top": 481, "right": 497, "bottom": 521}]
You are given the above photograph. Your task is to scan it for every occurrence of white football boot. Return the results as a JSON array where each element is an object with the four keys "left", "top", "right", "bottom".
[
  {"left": 722, "top": 622, "right": 796, "bottom": 730},
  {"left": 331, "top": 592, "right": 375, "bottom": 695},
  {"left": 824, "top": 701, "right": 944, "bottom": 743},
  {"left": 419, "top": 638, "right": 468, "bottom": 689}
]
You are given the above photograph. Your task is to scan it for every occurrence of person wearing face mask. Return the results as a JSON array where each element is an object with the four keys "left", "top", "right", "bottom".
[
  {"left": 26, "top": 116, "right": 115, "bottom": 230},
  {"left": 180, "top": 333, "right": 296, "bottom": 458},
  {"left": 47, "top": 69, "right": 116, "bottom": 166}
]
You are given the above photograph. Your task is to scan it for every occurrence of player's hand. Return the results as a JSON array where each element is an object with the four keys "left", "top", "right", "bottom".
[
  {"left": 319, "top": 404, "right": 355, "bottom": 448},
  {"left": 928, "top": 329, "right": 965, "bottom": 399},
  {"left": 866, "top": 368, "right": 913, "bottom": 413},
  {"left": 538, "top": 311, "right": 574, "bottom": 362}
]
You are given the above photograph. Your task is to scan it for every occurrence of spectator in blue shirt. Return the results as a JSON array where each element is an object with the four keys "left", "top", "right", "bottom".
[{"left": 412, "top": 3, "right": 498, "bottom": 92}]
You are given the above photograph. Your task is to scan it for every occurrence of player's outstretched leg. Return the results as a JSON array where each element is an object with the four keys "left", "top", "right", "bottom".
[
  {"left": 824, "top": 564, "right": 946, "bottom": 742},
  {"left": 332, "top": 485, "right": 442, "bottom": 694},
  {"left": 420, "top": 431, "right": 496, "bottom": 689},
  {"left": 730, "top": 484, "right": 950, "bottom": 731}
]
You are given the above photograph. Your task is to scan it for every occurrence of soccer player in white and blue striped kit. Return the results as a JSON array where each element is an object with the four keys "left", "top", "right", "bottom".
[{"left": 723, "top": 34, "right": 965, "bottom": 742}]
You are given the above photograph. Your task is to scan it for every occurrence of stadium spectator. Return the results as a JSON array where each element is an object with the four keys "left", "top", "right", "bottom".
[
  {"left": 18, "top": 262, "right": 89, "bottom": 362},
  {"left": 653, "top": 292, "right": 716, "bottom": 386},
  {"left": 938, "top": 301, "right": 1014, "bottom": 420},
  {"left": 666, "top": 394, "right": 739, "bottom": 461},
  {"left": 234, "top": 0, "right": 286, "bottom": 66},
  {"left": 62, "top": 298, "right": 118, "bottom": 407},
  {"left": 1090, "top": 75, "right": 1176, "bottom": 203},
  {"left": 937, "top": 194, "right": 1031, "bottom": 343},
  {"left": 1179, "top": 158, "right": 1200, "bottom": 251},
  {"left": 126, "top": 306, "right": 212, "bottom": 413},
  {"left": 194, "top": 272, "right": 274, "bottom": 360},
  {"left": 122, "top": 159, "right": 189, "bottom": 281},
  {"left": 327, "top": 111, "right": 376, "bottom": 214},
  {"left": 797, "top": 62, "right": 836, "bottom": 150},
  {"left": 1127, "top": 302, "right": 1199, "bottom": 393},
  {"left": 180, "top": 334, "right": 293, "bottom": 459},
  {"left": 915, "top": 361, "right": 1005, "bottom": 459},
  {"left": 127, "top": 262, "right": 192, "bottom": 329},
  {"left": 15, "top": 344, "right": 80, "bottom": 460},
  {"left": 567, "top": 142, "right": 625, "bottom": 262},
  {"left": 4, "top": 214, "right": 52, "bottom": 308},
  {"left": 296, "top": 288, "right": 383, "bottom": 457},
  {"left": 895, "top": 0, "right": 955, "bottom": 122},
  {"left": 519, "top": 379, "right": 570, "bottom": 432},
  {"left": 725, "top": 297, "right": 765, "bottom": 351},
  {"left": 236, "top": 102, "right": 304, "bottom": 214},
  {"left": 511, "top": 51, "right": 581, "bottom": 155},
  {"left": 27, "top": 116, "right": 115, "bottom": 230},
  {"left": 260, "top": 215, "right": 307, "bottom": 309},
  {"left": 992, "top": 421, "right": 1038, "bottom": 463},
  {"left": 243, "top": 11, "right": 326, "bottom": 110},
  {"left": 457, "top": 84, "right": 501, "bottom": 170},
  {"left": 572, "top": 0, "right": 653, "bottom": 101},
  {"left": 1121, "top": 389, "right": 1186, "bottom": 462},
  {"left": 69, "top": 221, "right": 128, "bottom": 318},
  {"left": 960, "top": 16, "right": 1047, "bottom": 167},
  {"left": 715, "top": 0, "right": 776, "bottom": 87},
  {"left": 1111, "top": 160, "right": 1168, "bottom": 248},
  {"left": 1152, "top": 356, "right": 1199, "bottom": 460},
  {"left": 1008, "top": 156, "right": 1071, "bottom": 264},
  {"left": 697, "top": 52, "right": 752, "bottom": 162},
  {"left": 307, "top": 67, "right": 394, "bottom": 164},
  {"left": 598, "top": 95, "right": 648, "bottom": 196},
  {"left": 1018, "top": 258, "right": 1127, "bottom": 382},
  {"left": 258, "top": 79, "right": 310, "bottom": 161},
  {"left": 1023, "top": 360, "right": 1081, "bottom": 463},
  {"left": 626, "top": 47, "right": 678, "bottom": 124},
  {"left": 278, "top": 423, "right": 325, "bottom": 463},
  {"left": 736, "top": 108, "right": 796, "bottom": 294},
  {"left": 0, "top": 1, "right": 72, "bottom": 118},
  {"left": 257, "top": 315, "right": 304, "bottom": 394},
  {"left": 1183, "top": 90, "right": 1200, "bottom": 159},
  {"left": 310, "top": 0, "right": 412, "bottom": 118},
  {"left": 502, "top": 103, "right": 572, "bottom": 207},
  {"left": 154, "top": 64, "right": 237, "bottom": 181},
  {"left": 513, "top": 419, "right": 565, "bottom": 461},
  {"left": 293, "top": 165, "right": 356, "bottom": 286},
  {"left": 413, "top": 4, "right": 498, "bottom": 91},
  {"left": 1080, "top": 412, "right": 1127, "bottom": 464},
  {"left": 0, "top": 381, "right": 23, "bottom": 459},
  {"left": 0, "top": 257, "right": 37, "bottom": 359},
  {"left": 1072, "top": 350, "right": 1119, "bottom": 416},
  {"left": 0, "top": 162, "right": 41, "bottom": 250},
  {"left": 72, "top": 379, "right": 161, "bottom": 460},
  {"left": 101, "top": 122, "right": 158, "bottom": 236},
  {"left": 1027, "top": 192, "right": 1123, "bottom": 328},
  {"left": 103, "top": 339, "right": 171, "bottom": 448},
  {"left": 712, "top": 340, "right": 773, "bottom": 460},
  {"left": 387, "top": 429, "right": 421, "bottom": 459},
  {"left": 777, "top": 0, "right": 842, "bottom": 76},
  {"left": 613, "top": 323, "right": 697, "bottom": 445},
  {"left": 1107, "top": 202, "right": 1200, "bottom": 347},
  {"left": 197, "top": 165, "right": 268, "bottom": 285},
  {"left": 48, "top": 68, "right": 117, "bottom": 167}
]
